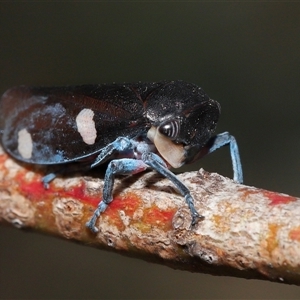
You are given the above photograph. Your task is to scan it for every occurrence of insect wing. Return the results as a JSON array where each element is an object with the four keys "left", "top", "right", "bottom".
[{"left": 0, "top": 85, "right": 147, "bottom": 164}]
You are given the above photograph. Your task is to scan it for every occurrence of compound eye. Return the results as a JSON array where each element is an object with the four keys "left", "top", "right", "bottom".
[{"left": 158, "top": 119, "right": 180, "bottom": 139}]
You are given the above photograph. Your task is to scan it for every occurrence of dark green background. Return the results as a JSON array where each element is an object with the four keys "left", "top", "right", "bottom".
[{"left": 0, "top": 3, "right": 299, "bottom": 299}]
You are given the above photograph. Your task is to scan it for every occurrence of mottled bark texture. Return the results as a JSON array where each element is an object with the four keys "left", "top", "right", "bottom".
[{"left": 0, "top": 147, "right": 300, "bottom": 285}]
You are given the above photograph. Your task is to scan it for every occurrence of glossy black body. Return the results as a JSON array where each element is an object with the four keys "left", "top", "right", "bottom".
[{"left": 0, "top": 80, "right": 220, "bottom": 166}]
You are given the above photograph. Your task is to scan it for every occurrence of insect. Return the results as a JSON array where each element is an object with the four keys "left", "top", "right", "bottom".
[{"left": 0, "top": 80, "right": 243, "bottom": 233}]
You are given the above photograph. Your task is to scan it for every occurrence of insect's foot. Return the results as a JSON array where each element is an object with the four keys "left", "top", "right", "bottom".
[
  {"left": 42, "top": 173, "right": 56, "bottom": 189},
  {"left": 86, "top": 202, "right": 108, "bottom": 233},
  {"left": 191, "top": 212, "right": 205, "bottom": 228},
  {"left": 86, "top": 218, "right": 99, "bottom": 233}
]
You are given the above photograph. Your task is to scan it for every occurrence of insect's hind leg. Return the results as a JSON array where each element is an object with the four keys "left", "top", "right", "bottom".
[
  {"left": 42, "top": 162, "right": 94, "bottom": 188},
  {"left": 86, "top": 158, "right": 148, "bottom": 233},
  {"left": 42, "top": 172, "right": 57, "bottom": 188}
]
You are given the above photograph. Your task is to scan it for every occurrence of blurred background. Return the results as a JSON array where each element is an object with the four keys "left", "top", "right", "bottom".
[{"left": 0, "top": 3, "right": 299, "bottom": 299}]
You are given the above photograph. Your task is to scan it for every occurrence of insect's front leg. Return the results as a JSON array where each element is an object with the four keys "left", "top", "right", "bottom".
[
  {"left": 206, "top": 132, "right": 243, "bottom": 183},
  {"left": 142, "top": 152, "right": 203, "bottom": 227},
  {"left": 86, "top": 158, "right": 148, "bottom": 233}
]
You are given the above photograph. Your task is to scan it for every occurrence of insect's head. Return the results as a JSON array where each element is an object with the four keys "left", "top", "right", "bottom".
[{"left": 146, "top": 81, "right": 220, "bottom": 168}]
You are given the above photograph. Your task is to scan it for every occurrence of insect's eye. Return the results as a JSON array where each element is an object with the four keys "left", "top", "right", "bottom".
[{"left": 158, "top": 120, "right": 180, "bottom": 140}]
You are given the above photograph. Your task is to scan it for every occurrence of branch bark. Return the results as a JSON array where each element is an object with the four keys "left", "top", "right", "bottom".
[{"left": 0, "top": 146, "right": 300, "bottom": 285}]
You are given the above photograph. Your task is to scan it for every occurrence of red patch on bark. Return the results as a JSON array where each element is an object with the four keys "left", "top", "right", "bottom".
[
  {"left": 264, "top": 191, "right": 297, "bottom": 206},
  {"left": 143, "top": 205, "right": 175, "bottom": 231},
  {"left": 104, "top": 193, "right": 142, "bottom": 230},
  {"left": 16, "top": 172, "right": 100, "bottom": 206},
  {"left": 107, "top": 193, "right": 141, "bottom": 217},
  {"left": 289, "top": 227, "right": 300, "bottom": 242},
  {"left": 14, "top": 170, "right": 174, "bottom": 232},
  {"left": 0, "top": 154, "right": 8, "bottom": 164}
]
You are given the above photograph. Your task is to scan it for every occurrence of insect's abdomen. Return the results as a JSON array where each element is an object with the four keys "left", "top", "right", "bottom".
[{"left": 0, "top": 85, "right": 148, "bottom": 165}]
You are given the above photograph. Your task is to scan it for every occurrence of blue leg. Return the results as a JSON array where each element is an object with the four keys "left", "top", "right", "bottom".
[
  {"left": 207, "top": 132, "right": 243, "bottom": 183},
  {"left": 142, "top": 152, "right": 204, "bottom": 226},
  {"left": 42, "top": 173, "right": 57, "bottom": 188},
  {"left": 41, "top": 161, "right": 97, "bottom": 188},
  {"left": 86, "top": 158, "right": 148, "bottom": 233}
]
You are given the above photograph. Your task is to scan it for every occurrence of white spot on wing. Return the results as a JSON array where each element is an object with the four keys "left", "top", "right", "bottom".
[
  {"left": 76, "top": 108, "right": 97, "bottom": 145},
  {"left": 18, "top": 128, "right": 33, "bottom": 159}
]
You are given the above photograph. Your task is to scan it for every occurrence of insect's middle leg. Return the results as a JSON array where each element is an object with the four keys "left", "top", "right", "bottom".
[
  {"left": 142, "top": 152, "right": 203, "bottom": 226},
  {"left": 86, "top": 158, "right": 148, "bottom": 233}
]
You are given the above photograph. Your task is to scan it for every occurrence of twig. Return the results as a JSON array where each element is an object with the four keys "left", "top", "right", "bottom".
[{"left": 0, "top": 146, "right": 300, "bottom": 285}]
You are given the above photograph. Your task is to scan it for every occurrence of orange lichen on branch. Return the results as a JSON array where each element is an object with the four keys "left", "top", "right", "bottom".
[
  {"left": 1, "top": 149, "right": 300, "bottom": 285},
  {"left": 266, "top": 223, "right": 281, "bottom": 255}
]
